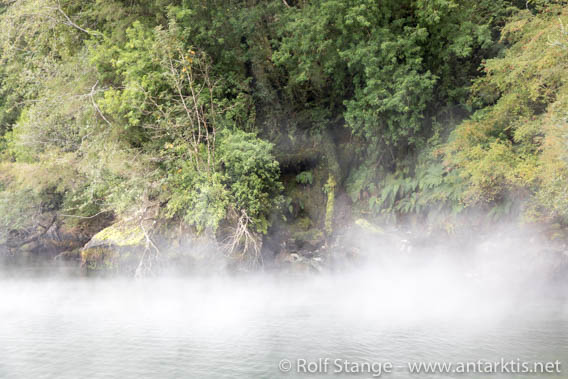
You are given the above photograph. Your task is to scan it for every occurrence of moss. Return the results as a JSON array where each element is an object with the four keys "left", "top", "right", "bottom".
[
  {"left": 287, "top": 216, "right": 324, "bottom": 247},
  {"left": 80, "top": 220, "right": 146, "bottom": 273},
  {"left": 296, "top": 217, "right": 311, "bottom": 230},
  {"left": 324, "top": 175, "right": 336, "bottom": 236},
  {"left": 91, "top": 221, "right": 145, "bottom": 247},
  {"left": 320, "top": 134, "right": 341, "bottom": 180},
  {"left": 354, "top": 218, "right": 384, "bottom": 235},
  {"left": 81, "top": 247, "right": 117, "bottom": 271}
]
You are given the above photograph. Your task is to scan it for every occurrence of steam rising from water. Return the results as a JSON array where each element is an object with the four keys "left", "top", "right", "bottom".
[{"left": 0, "top": 230, "right": 567, "bottom": 378}]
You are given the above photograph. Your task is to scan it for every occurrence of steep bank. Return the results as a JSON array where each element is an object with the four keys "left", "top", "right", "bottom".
[{"left": 1, "top": 2, "right": 568, "bottom": 275}]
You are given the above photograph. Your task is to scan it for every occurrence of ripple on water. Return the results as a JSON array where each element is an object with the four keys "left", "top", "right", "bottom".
[{"left": 0, "top": 277, "right": 566, "bottom": 378}]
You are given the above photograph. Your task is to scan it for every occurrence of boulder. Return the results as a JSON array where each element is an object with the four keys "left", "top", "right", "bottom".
[
  {"left": 81, "top": 220, "right": 146, "bottom": 274},
  {"left": 80, "top": 220, "right": 228, "bottom": 275}
]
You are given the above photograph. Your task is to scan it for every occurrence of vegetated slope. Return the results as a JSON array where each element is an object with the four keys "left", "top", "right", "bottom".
[{"left": 0, "top": 0, "right": 565, "bottom": 271}]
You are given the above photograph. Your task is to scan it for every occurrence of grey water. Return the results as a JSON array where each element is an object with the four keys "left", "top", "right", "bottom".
[{"left": 0, "top": 263, "right": 567, "bottom": 379}]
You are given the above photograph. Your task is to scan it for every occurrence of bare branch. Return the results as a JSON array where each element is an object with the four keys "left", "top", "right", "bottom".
[
  {"left": 90, "top": 80, "right": 114, "bottom": 127},
  {"left": 135, "top": 217, "right": 161, "bottom": 278},
  {"left": 58, "top": 210, "right": 112, "bottom": 219},
  {"left": 55, "top": 0, "right": 99, "bottom": 36},
  {"left": 224, "top": 209, "right": 262, "bottom": 268}
]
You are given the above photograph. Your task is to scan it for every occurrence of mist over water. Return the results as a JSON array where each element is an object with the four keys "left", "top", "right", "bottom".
[{"left": 1, "top": 231, "right": 567, "bottom": 378}]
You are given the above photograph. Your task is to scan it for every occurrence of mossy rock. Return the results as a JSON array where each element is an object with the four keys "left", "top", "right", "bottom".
[
  {"left": 85, "top": 221, "right": 145, "bottom": 248},
  {"left": 354, "top": 218, "right": 384, "bottom": 235},
  {"left": 290, "top": 217, "right": 324, "bottom": 249},
  {"left": 80, "top": 247, "right": 117, "bottom": 272},
  {"left": 81, "top": 221, "right": 146, "bottom": 274}
]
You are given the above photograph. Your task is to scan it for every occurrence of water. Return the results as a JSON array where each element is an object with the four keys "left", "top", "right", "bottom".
[{"left": 0, "top": 269, "right": 566, "bottom": 378}]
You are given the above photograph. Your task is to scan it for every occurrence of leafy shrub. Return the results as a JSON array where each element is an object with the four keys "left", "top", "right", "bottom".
[
  {"left": 217, "top": 130, "right": 283, "bottom": 234},
  {"left": 296, "top": 171, "right": 313, "bottom": 185},
  {"left": 443, "top": 5, "right": 568, "bottom": 222}
]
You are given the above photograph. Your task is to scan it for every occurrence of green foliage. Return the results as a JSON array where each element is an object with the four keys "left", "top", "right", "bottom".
[
  {"left": 296, "top": 171, "right": 313, "bottom": 185},
  {"left": 370, "top": 160, "right": 464, "bottom": 219},
  {"left": 0, "top": 188, "right": 42, "bottom": 243},
  {"left": 166, "top": 170, "right": 230, "bottom": 233},
  {"left": 273, "top": 0, "right": 510, "bottom": 149},
  {"left": 165, "top": 130, "right": 283, "bottom": 235},
  {"left": 2, "top": 0, "right": 564, "bottom": 257},
  {"left": 217, "top": 130, "right": 283, "bottom": 234},
  {"left": 443, "top": 4, "right": 568, "bottom": 222},
  {"left": 0, "top": 0, "right": 282, "bottom": 247},
  {"left": 345, "top": 163, "right": 379, "bottom": 203},
  {"left": 0, "top": 154, "right": 79, "bottom": 242}
]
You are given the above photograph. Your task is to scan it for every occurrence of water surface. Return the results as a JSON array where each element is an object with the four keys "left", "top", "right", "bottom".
[{"left": 0, "top": 268, "right": 566, "bottom": 378}]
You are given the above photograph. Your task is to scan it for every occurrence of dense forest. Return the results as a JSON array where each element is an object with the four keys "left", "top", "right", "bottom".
[{"left": 1, "top": 0, "right": 567, "bottom": 273}]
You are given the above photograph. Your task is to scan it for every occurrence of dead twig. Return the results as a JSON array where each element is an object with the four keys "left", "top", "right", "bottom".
[
  {"left": 224, "top": 209, "right": 262, "bottom": 268},
  {"left": 54, "top": 0, "right": 101, "bottom": 36},
  {"left": 90, "top": 81, "right": 113, "bottom": 127},
  {"left": 135, "top": 217, "right": 160, "bottom": 278}
]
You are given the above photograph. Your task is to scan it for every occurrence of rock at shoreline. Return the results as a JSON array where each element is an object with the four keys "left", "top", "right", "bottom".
[
  {"left": 81, "top": 220, "right": 146, "bottom": 274},
  {"left": 80, "top": 219, "right": 227, "bottom": 275}
]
